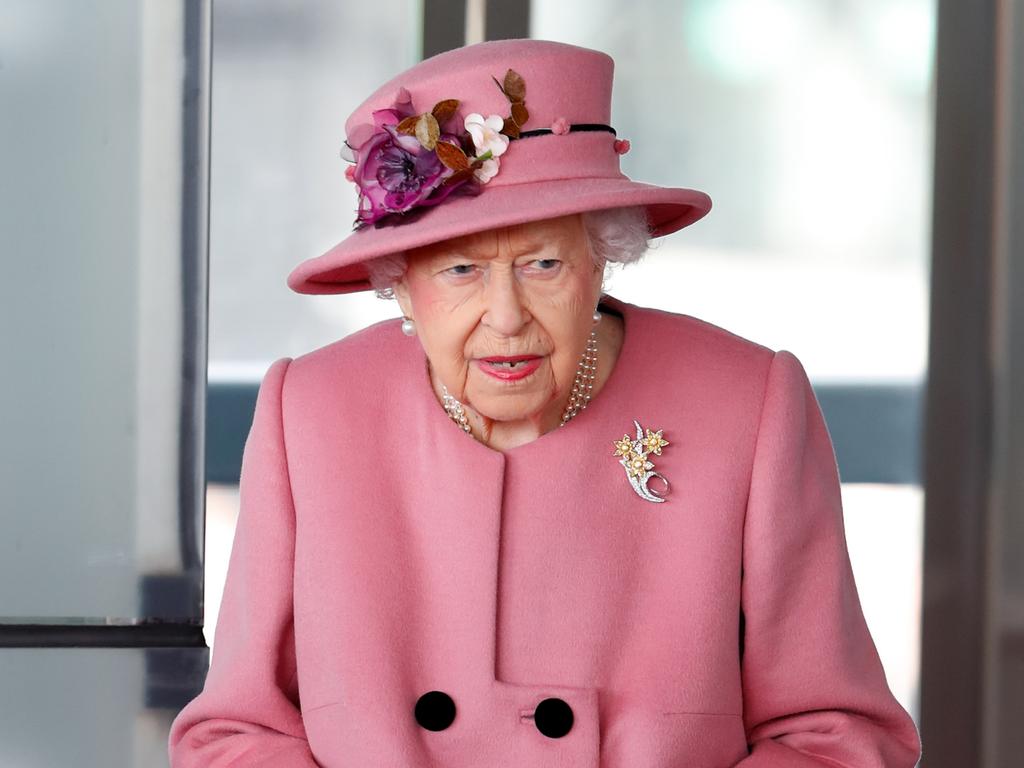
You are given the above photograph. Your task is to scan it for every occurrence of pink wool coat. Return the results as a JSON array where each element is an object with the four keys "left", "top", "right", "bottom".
[{"left": 167, "top": 294, "right": 922, "bottom": 767}]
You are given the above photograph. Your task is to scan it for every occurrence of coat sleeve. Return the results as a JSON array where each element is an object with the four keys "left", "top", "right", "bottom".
[
  {"left": 168, "top": 356, "right": 321, "bottom": 767},
  {"left": 733, "top": 350, "right": 922, "bottom": 767}
]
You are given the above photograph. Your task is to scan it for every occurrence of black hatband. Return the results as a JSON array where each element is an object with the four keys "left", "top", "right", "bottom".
[{"left": 518, "top": 123, "right": 617, "bottom": 138}]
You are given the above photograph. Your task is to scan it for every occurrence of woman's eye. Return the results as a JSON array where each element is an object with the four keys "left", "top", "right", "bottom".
[
  {"left": 530, "top": 258, "right": 562, "bottom": 271},
  {"left": 445, "top": 264, "right": 475, "bottom": 276}
]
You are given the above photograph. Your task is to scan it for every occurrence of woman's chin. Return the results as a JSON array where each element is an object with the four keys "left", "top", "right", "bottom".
[
  {"left": 467, "top": 396, "right": 546, "bottom": 425},
  {"left": 465, "top": 381, "right": 553, "bottom": 425}
]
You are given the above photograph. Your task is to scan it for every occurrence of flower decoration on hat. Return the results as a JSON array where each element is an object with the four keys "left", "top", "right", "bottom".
[
  {"left": 341, "top": 70, "right": 532, "bottom": 230},
  {"left": 464, "top": 113, "right": 509, "bottom": 183}
]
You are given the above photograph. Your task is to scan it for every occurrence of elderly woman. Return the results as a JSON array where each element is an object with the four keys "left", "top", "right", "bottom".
[{"left": 168, "top": 39, "right": 922, "bottom": 767}]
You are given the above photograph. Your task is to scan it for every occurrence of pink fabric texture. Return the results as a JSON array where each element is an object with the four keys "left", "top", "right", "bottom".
[
  {"left": 167, "top": 295, "right": 922, "bottom": 767},
  {"left": 286, "top": 40, "right": 711, "bottom": 296}
]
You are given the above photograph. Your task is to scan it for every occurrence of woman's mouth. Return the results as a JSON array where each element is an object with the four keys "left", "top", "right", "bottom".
[{"left": 476, "top": 355, "right": 543, "bottom": 381}]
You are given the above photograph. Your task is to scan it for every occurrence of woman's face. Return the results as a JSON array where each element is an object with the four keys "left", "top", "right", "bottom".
[{"left": 393, "top": 213, "right": 604, "bottom": 425}]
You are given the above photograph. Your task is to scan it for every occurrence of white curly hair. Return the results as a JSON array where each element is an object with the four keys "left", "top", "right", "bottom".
[{"left": 364, "top": 205, "right": 653, "bottom": 300}]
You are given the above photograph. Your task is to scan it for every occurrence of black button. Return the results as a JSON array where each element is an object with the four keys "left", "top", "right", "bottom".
[
  {"left": 533, "top": 697, "right": 574, "bottom": 738},
  {"left": 414, "top": 690, "right": 456, "bottom": 731}
]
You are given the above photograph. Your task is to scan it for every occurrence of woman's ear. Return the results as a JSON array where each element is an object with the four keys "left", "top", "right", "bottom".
[{"left": 392, "top": 278, "right": 413, "bottom": 319}]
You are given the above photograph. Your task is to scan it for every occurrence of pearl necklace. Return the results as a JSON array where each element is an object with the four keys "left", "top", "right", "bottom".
[{"left": 440, "top": 327, "right": 600, "bottom": 440}]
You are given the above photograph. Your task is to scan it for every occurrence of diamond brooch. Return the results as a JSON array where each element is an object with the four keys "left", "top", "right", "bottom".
[{"left": 612, "top": 420, "right": 671, "bottom": 503}]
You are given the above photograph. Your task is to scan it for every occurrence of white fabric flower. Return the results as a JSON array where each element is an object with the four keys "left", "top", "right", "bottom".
[
  {"left": 465, "top": 113, "right": 509, "bottom": 158},
  {"left": 473, "top": 157, "right": 501, "bottom": 184}
]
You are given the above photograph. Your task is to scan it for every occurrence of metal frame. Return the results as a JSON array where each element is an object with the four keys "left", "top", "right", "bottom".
[
  {"left": 920, "top": 0, "right": 1024, "bottom": 766},
  {"left": 0, "top": 0, "right": 211, "bottom": 654}
]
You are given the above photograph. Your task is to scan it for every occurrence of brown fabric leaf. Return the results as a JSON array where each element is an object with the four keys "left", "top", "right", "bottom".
[
  {"left": 510, "top": 102, "right": 529, "bottom": 127},
  {"left": 435, "top": 140, "right": 470, "bottom": 171},
  {"left": 396, "top": 115, "right": 419, "bottom": 135},
  {"left": 431, "top": 99, "right": 459, "bottom": 124},
  {"left": 416, "top": 113, "right": 440, "bottom": 150},
  {"left": 501, "top": 117, "right": 520, "bottom": 139},
  {"left": 442, "top": 168, "right": 474, "bottom": 186},
  {"left": 503, "top": 69, "right": 526, "bottom": 102}
]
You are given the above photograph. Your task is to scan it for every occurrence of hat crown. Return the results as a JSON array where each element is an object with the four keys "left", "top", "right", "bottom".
[
  {"left": 287, "top": 38, "right": 711, "bottom": 296},
  {"left": 345, "top": 39, "right": 614, "bottom": 139}
]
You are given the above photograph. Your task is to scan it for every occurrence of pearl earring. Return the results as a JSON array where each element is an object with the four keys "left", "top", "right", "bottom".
[
  {"left": 592, "top": 311, "right": 602, "bottom": 325},
  {"left": 401, "top": 317, "right": 416, "bottom": 336}
]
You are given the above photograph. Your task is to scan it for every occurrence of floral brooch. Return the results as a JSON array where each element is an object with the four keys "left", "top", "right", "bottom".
[
  {"left": 612, "top": 420, "right": 671, "bottom": 503},
  {"left": 341, "top": 69, "right": 531, "bottom": 230}
]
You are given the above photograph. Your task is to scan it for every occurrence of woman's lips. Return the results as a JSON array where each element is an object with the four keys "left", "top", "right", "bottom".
[{"left": 476, "top": 355, "right": 543, "bottom": 381}]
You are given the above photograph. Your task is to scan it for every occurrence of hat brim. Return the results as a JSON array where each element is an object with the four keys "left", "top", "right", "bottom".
[{"left": 287, "top": 176, "right": 712, "bottom": 295}]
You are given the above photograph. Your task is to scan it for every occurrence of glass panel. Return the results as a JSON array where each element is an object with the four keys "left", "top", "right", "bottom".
[
  {"left": 207, "top": 0, "right": 424, "bottom": 378},
  {"left": 0, "top": 647, "right": 207, "bottom": 767},
  {"left": 202, "top": 484, "right": 240, "bottom": 650},
  {"left": 0, "top": 0, "right": 205, "bottom": 623},
  {"left": 532, "top": 0, "right": 935, "bottom": 381},
  {"left": 841, "top": 484, "right": 924, "bottom": 719}
]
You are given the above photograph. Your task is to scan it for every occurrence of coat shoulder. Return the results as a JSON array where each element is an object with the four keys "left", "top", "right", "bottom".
[
  {"left": 628, "top": 302, "right": 777, "bottom": 374},
  {"left": 283, "top": 317, "right": 413, "bottom": 403}
]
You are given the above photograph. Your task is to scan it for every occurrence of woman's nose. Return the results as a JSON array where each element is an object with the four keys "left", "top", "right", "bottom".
[{"left": 481, "top": 272, "right": 529, "bottom": 336}]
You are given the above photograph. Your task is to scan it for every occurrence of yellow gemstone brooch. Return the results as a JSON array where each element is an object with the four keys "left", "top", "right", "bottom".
[{"left": 612, "top": 420, "right": 671, "bottom": 503}]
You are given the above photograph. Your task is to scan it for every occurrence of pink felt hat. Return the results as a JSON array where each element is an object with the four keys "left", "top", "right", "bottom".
[{"left": 287, "top": 38, "right": 712, "bottom": 295}]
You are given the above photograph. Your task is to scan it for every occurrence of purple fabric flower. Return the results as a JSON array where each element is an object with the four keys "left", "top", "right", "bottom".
[{"left": 348, "top": 108, "right": 477, "bottom": 228}]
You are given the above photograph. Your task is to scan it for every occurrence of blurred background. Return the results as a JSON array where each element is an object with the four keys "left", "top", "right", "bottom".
[{"left": 1, "top": 1, "right": 1021, "bottom": 766}]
